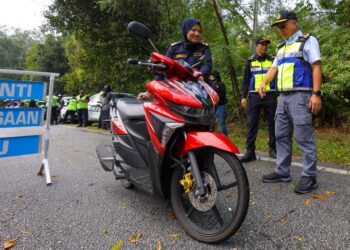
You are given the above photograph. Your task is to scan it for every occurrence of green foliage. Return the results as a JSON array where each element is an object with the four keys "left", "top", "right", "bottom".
[
  {"left": 24, "top": 34, "right": 69, "bottom": 93},
  {"left": 0, "top": 28, "right": 37, "bottom": 79}
]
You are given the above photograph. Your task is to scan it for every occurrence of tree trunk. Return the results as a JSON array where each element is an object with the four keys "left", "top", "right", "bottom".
[{"left": 211, "top": 0, "right": 244, "bottom": 122}]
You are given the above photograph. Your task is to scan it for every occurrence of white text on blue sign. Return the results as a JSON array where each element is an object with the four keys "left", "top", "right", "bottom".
[
  {"left": 0, "top": 108, "right": 43, "bottom": 128},
  {"left": 0, "top": 80, "right": 46, "bottom": 100},
  {"left": 0, "top": 135, "right": 41, "bottom": 158}
]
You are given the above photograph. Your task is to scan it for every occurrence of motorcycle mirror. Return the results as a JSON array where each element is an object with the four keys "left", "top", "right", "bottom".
[{"left": 127, "top": 21, "right": 151, "bottom": 40}]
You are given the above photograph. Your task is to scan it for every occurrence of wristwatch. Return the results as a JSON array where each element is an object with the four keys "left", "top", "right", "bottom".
[{"left": 312, "top": 90, "right": 322, "bottom": 97}]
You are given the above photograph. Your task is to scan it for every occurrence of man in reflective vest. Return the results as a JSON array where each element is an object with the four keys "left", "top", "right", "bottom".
[
  {"left": 62, "top": 97, "right": 77, "bottom": 123},
  {"left": 258, "top": 10, "right": 322, "bottom": 194},
  {"left": 76, "top": 89, "right": 90, "bottom": 127},
  {"left": 240, "top": 36, "right": 277, "bottom": 162},
  {"left": 45, "top": 94, "right": 58, "bottom": 125}
]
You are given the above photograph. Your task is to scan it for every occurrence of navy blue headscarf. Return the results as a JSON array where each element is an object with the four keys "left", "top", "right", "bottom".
[{"left": 182, "top": 18, "right": 201, "bottom": 43}]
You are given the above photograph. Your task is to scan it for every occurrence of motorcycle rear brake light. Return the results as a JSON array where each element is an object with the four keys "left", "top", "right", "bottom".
[{"left": 111, "top": 118, "right": 128, "bottom": 135}]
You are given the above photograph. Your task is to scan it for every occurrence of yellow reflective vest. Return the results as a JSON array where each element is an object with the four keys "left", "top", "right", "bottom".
[{"left": 76, "top": 95, "right": 89, "bottom": 109}]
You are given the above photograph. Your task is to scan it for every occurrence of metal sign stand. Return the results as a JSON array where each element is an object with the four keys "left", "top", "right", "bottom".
[{"left": 0, "top": 69, "right": 59, "bottom": 186}]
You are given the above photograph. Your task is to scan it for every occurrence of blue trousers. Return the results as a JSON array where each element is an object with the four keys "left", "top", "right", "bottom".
[
  {"left": 216, "top": 104, "right": 228, "bottom": 136},
  {"left": 274, "top": 92, "right": 317, "bottom": 177},
  {"left": 77, "top": 109, "right": 88, "bottom": 126}
]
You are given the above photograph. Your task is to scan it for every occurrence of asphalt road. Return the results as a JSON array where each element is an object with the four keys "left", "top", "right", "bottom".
[{"left": 0, "top": 125, "right": 349, "bottom": 250}]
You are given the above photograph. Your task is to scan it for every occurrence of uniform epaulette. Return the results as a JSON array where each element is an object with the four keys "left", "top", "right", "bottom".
[
  {"left": 297, "top": 34, "right": 310, "bottom": 42},
  {"left": 171, "top": 41, "right": 183, "bottom": 47},
  {"left": 247, "top": 55, "right": 254, "bottom": 61}
]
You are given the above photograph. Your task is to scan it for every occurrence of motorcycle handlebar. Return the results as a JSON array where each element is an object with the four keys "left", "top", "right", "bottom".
[{"left": 127, "top": 58, "right": 167, "bottom": 70}]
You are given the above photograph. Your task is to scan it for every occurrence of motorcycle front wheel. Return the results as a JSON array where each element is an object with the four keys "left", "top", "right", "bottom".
[{"left": 171, "top": 147, "right": 250, "bottom": 244}]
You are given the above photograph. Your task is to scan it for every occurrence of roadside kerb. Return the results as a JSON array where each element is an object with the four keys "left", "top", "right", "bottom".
[{"left": 237, "top": 153, "right": 350, "bottom": 176}]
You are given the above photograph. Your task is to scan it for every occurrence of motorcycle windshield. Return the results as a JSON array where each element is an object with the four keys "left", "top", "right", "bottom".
[{"left": 175, "top": 80, "right": 213, "bottom": 110}]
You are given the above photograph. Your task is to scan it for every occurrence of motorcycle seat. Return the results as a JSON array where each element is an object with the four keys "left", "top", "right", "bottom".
[{"left": 117, "top": 98, "right": 145, "bottom": 120}]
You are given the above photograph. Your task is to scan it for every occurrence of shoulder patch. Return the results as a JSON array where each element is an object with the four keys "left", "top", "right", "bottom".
[
  {"left": 171, "top": 40, "right": 183, "bottom": 47},
  {"left": 247, "top": 55, "right": 254, "bottom": 61},
  {"left": 199, "top": 42, "right": 209, "bottom": 47}
]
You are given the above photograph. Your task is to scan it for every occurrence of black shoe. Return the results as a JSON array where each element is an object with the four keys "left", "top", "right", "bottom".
[
  {"left": 262, "top": 172, "right": 292, "bottom": 183},
  {"left": 295, "top": 176, "right": 318, "bottom": 194},
  {"left": 77, "top": 124, "right": 82, "bottom": 127},
  {"left": 240, "top": 150, "right": 256, "bottom": 163},
  {"left": 269, "top": 148, "right": 277, "bottom": 159}
]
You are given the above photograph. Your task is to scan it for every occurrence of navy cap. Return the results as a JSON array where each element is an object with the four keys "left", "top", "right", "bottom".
[
  {"left": 271, "top": 10, "right": 297, "bottom": 27},
  {"left": 255, "top": 36, "right": 271, "bottom": 45}
]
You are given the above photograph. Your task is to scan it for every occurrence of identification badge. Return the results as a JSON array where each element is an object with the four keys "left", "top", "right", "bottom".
[{"left": 174, "top": 54, "right": 187, "bottom": 59}]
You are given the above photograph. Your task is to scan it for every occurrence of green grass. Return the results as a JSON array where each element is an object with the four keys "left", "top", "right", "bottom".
[{"left": 227, "top": 122, "right": 350, "bottom": 166}]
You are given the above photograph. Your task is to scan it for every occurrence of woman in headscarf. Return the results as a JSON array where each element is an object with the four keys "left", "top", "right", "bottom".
[{"left": 138, "top": 18, "right": 212, "bottom": 100}]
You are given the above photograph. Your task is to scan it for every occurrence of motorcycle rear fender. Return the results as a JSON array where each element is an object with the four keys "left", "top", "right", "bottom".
[{"left": 175, "top": 131, "right": 240, "bottom": 156}]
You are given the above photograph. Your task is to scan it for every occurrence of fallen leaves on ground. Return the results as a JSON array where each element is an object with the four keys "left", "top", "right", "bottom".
[
  {"left": 265, "top": 213, "right": 272, "bottom": 221},
  {"left": 102, "top": 228, "right": 109, "bottom": 236},
  {"left": 51, "top": 175, "right": 59, "bottom": 179},
  {"left": 226, "top": 191, "right": 233, "bottom": 198},
  {"left": 250, "top": 191, "right": 256, "bottom": 195},
  {"left": 279, "top": 215, "right": 288, "bottom": 222},
  {"left": 324, "top": 190, "right": 336, "bottom": 195},
  {"left": 249, "top": 200, "right": 255, "bottom": 205},
  {"left": 13, "top": 195, "right": 23, "bottom": 200},
  {"left": 169, "top": 212, "right": 176, "bottom": 220},
  {"left": 294, "top": 235, "right": 303, "bottom": 241},
  {"left": 156, "top": 241, "right": 161, "bottom": 250},
  {"left": 170, "top": 232, "right": 181, "bottom": 239},
  {"left": 20, "top": 230, "right": 31, "bottom": 235},
  {"left": 129, "top": 233, "right": 142, "bottom": 244},
  {"left": 311, "top": 194, "right": 329, "bottom": 201},
  {"left": 305, "top": 199, "right": 311, "bottom": 207},
  {"left": 4, "top": 238, "right": 17, "bottom": 250},
  {"left": 110, "top": 240, "right": 123, "bottom": 250},
  {"left": 235, "top": 228, "right": 242, "bottom": 235},
  {"left": 231, "top": 248, "right": 238, "bottom": 250}
]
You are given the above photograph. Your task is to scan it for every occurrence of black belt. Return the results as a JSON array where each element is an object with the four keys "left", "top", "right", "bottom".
[{"left": 280, "top": 91, "right": 311, "bottom": 96}]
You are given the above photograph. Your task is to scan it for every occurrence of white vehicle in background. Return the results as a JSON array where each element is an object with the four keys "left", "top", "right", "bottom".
[
  {"left": 59, "top": 96, "right": 77, "bottom": 123},
  {"left": 88, "top": 92, "right": 135, "bottom": 123}
]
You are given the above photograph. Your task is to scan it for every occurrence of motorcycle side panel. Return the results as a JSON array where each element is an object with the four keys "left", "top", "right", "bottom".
[
  {"left": 176, "top": 131, "right": 240, "bottom": 156},
  {"left": 143, "top": 102, "right": 184, "bottom": 156}
]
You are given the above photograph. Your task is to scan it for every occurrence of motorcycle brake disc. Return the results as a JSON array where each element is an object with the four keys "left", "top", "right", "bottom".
[{"left": 188, "top": 172, "right": 218, "bottom": 212}]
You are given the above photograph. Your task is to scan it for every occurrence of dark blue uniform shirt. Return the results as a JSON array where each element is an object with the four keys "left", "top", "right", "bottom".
[{"left": 166, "top": 40, "right": 212, "bottom": 78}]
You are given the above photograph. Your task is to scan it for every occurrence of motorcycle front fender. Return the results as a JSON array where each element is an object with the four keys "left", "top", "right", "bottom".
[{"left": 175, "top": 131, "right": 240, "bottom": 157}]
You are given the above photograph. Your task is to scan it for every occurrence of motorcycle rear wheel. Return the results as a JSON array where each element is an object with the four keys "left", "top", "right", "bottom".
[{"left": 171, "top": 147, "right": 249, "bottom": 244}]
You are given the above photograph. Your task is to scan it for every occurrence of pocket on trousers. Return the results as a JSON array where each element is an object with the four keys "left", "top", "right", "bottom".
[{"left": 294, "top": 114, "right": 312, "bottom": 126}]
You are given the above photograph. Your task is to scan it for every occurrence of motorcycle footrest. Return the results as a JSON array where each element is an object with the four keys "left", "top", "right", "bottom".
[
  {"left": 96, "top": 144, "right": 115, "bottom": 171},
  {"left": 113, "top": 164, "right": 125, "bottom": 180}
]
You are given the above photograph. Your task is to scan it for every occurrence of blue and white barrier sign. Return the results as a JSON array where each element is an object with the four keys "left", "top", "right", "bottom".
[
  {"left": 0, "top": 135, "right": 41, "bottom": 158},
  {"left": 0, "top": 108, "right": 43, "bottom": 128},
  {"left": 0, "top": 80, "right": 46, "bottom": 100}
]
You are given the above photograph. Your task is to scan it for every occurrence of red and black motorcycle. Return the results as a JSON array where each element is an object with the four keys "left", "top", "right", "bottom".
[{"left": 96, "top": 21, "right": 249, "bottom": 244}]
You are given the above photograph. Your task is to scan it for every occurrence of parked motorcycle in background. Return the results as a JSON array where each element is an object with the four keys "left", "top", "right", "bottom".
[{"left": 96, "top": 21, "right": 250, "bottom": 244}]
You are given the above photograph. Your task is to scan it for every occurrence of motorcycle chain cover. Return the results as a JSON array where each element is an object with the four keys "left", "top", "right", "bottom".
[{"left": 96, "top": 144, "right": 115, "bottom": 171}]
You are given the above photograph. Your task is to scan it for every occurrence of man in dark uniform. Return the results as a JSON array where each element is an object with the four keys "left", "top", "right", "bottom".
[
  {"left": 240, "top": 36, "right": 277, "bottom": 162},
  {"left": 138, "top": 18, "right": 212, "bottom": 100},
  {"left": 99, "top": 85, "right": 112, "bottom": 129},
  {"left": 209, "top": 70, "right": 228, "bottom": 136}
]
